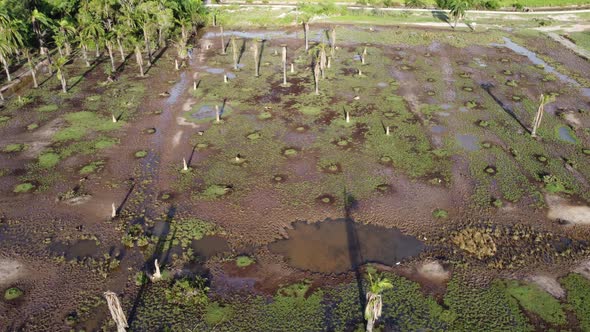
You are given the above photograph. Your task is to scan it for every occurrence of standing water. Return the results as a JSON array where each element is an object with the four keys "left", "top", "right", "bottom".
[
  {"left": 268, "top": 219, "right": 424, "bottom": 273},
  {"left": 493, "top": 37, "right": 590, "bottom": 98}
]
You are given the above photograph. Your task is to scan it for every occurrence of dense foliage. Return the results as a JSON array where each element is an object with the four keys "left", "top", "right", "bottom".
[{"left": 0, "top": 0, "right": 207, "bottom": 83}]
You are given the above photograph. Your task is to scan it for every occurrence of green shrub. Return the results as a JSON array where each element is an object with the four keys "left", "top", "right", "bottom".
[{"left": 165, "top": 277, "right": 209, "bottom": 307}]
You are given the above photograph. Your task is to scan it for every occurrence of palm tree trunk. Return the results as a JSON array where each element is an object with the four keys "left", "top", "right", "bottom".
[
  {"left": 135, "top": 46, "right": 144, "bottom": 77},
  {"left": 304, "top": 23, "right": 309, "bottom": 51},
  {"left": 117, "top": 38, "right": 125, "bottom": 61},
  {"left": 107, "top": 43, "right": 115, "bottom": 72},
  {"left": 59, "top": 70, "right": 67, "bottom": 93},
  {"left": 26, "top": 54, "right": 38, "bottom": 88},
  {"left": 58, "top": 46, "right": 64, "bottom": 57},
  {"left": 82, "top": 44, "right": 90, "bottom": 67},
  {"left": 144, "top": 33, "right": 152, "bottom": 66},
  {"left": 65, "top": 42, "right": 72, "bottom": 56},
  {"left": 0, "top": 53, "right": 12, "bottom": 82},
  {"left": 95, "top": 40, "right": 100, "bottom": 58}
]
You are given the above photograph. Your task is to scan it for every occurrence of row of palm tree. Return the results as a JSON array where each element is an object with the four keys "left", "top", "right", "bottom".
[{"left": 0, "top": 0, "right": 207, "bottom": 92}]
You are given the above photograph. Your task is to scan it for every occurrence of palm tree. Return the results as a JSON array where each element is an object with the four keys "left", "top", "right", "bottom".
[
  {"left": 54, "top": 18, "right": 76, "bottom": 56},
  {"left": 129, "top": 36, "right": 145, "bottom": 77},
  {"left": 0, "top": 16, "right": 24, "bottom": 82},
  {"left": 30, "top": 9, "right": 53, "bottom": 64},
  {"left": 112, "top": 24, "right": 129, "bottom": 62},
  {"left": 53, "top": 56, "right": 68, "bottom": 93},
  {"left": 174, "top": 35, "right": 188, "bottom": 70},
  {"left": 449, "top": 0, "right": 469, "bottom": 28},
  {"left": 137, "top": 1, "right": 159, "bottom": 66},
  {"left": 365, "top": 272, "right": 393, "bottom": 332}
]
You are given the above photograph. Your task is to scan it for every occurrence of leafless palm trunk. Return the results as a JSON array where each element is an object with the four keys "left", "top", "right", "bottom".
[
  {"left": 313, "top": 61, "right": 320, "bottom": 95},
  {"left": 282, "top": 45, "right": 287, "bottom": 85},
  {"left": 252, "top": 41, "right": 259, "bottom": 77},
  {"left": 220, "top": 26, "right": 226, "bottom": 55},
  {"left": 304, "top": 22, "right": 309, "bottom": 51},
  {"left": 231, "top": 37, "right": 238, "bottom": 70}
]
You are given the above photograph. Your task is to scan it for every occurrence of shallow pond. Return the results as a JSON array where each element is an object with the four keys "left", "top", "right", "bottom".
[
  {"left": 456, "top": 134, "right": 479, "bottom": 151},
  {"left": 50, "top": 239, "right": 99, "bottom": 260},
  {"left": 558, "top": 126, "right": 577, "bottom": 143},
  {"left": 494, "top": 38, "right": 590, "bottom": 97},
  {"left": 268, "top": 219, "right": 424, "bottom": 273},
  {"left": 191, "top": 236, "right": 231, "bottom": 259}
]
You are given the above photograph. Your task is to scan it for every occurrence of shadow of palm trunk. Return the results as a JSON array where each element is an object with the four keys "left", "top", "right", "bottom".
[
  {"left": 343, "top": 188, "right": 366, "bottom": 323},
  {"left": 481, "top": 83, "right": 531, "bottom": 134},
  {"left": 127, "top": 205, "right": 177, "bottom": 326}
]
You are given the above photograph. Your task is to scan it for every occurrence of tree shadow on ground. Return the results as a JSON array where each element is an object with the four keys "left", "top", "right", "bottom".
[
  {"left": 481, "top": 83, "right": 531, "bottom": 134},
  {"left": 343, "top": 188, "right": 366, "bottom": 326},
  {"left": 127, "top": 205, "right": 177, "bottom": 326}
]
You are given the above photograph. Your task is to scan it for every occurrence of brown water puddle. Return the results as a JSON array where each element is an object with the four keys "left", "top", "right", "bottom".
[{"left": 268, "top": 219, "right": 424, "bottom": 273}]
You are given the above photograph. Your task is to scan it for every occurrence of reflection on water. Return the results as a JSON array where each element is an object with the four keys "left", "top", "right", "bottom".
[
  {"left": 268, "top": 219, "right": 424, "bottom": 273},
  {"left": 558, "top": 126, "right": 577, "bottom": 143}
]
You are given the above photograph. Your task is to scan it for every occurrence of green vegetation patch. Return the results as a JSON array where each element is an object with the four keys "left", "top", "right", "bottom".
[
  {"left": 561, "top": 273, "right": 590, "bottom": 331},
  {"left": 38, "top": 152, "right": 61, "bottom": 168},
  {"left": 4, "top": 287, "right": 23, "bottom": 300},
  {"left": 2, "top": 143, "right": 26, "bottom": 153},
  {"left": 204, "top": 302, "right": 234, "bottom": 326},
  {"left": 53, "top": 111, "right": 122, "bottom": 142},
  {"left": 236, "top": 255, "right": 255, "bottom": 267},
  {"left": 171, "top": 218, "right": 219, "bottom": 248},
  {"left": 79, "top": 160, "right": 105, "bottom": 175},
  {"left": 36, "top": 104, "right": 59, "bottom": 113},
  {"left": 13, "top": 183, "right": 35, "bottom": 193},
  {"left": 501, "top": 280, "right": 566, "bottom": 325}
]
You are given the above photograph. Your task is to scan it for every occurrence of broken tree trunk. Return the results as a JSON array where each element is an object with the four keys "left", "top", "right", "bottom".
[{"left": 104, "top": 291, "right": 128, "bottom": 332}]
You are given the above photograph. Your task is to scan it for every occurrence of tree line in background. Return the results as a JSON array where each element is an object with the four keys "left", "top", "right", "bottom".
[{"left": 0, "top": 0, "right": 207, "bottom": 91}]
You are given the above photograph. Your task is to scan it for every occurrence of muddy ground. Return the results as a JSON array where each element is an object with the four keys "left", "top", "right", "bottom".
[{"left": 1, "top": 24, "right": 590, "bottom": 331}]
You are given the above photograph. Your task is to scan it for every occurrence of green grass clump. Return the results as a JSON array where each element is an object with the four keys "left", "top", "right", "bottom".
[
  {"left": 501, "top": 280, "right": 566, "bottom": 325},
  {"left": 38, "top": 152, "right": 60, "bottom": 168},
  {"left": 13, "top": 183, "right": 35, "bottom": 193},
  {"left": 36, "top": 104, "right": 59, "bottom": 112},
  {"left": 79, "top": 161, "right": 105, "bottom": 175},
  {"left": 4, "top": 287, "right": 23, "bottom": 300},
  {"left": 201, "top": 184, "right": 230, "bottom": 199},
  {"left": 561, "top": 273, "right": 590, "bottom": 331},
  {"left": 204, "top": 302, "right": 234, "bottom": 326},
  {"left": 236, "top": 255, "right": 255, "bottom": 267},
  {"left": 2, "top": 143, "right": 26, "bottom": 153},
  {"left": 432, "top": 208, "right": 448, "bottom": 219},
  {"left": 0, "top": 115, "right": 10, "bottom": 123},
  {"left": 134, "top": 150, "right": 148, "bottom": 158},
  {"left": 543, "top": 175, "right": 572, "bottom": 194},
  {"left": 299, "top": 106, "right": 322, "bottom": 116},
  {"left": 27, "top": 123, "right": 39, "bottom": 130}
]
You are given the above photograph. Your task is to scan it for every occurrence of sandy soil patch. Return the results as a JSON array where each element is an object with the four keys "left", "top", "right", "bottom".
[
  {"left": 417, "top": 260, "right": 450, "bottom": 282},
  {"left": 546, "top": 194, "right": 590, "bottom": 225},
  {"left": 0, "top": 259, "right": 24, "bottom": 286},
  {"left": 574, "top": 259, "right": 590, "bottom": 280},
  {"left": 526, "top": 275, "right": 565, "bottom": 298}
]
